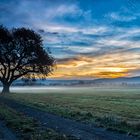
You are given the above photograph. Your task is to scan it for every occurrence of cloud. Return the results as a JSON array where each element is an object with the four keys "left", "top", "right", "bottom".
[
  {"left": 1, "top": 0, "right": 140, "bottom": 78},
  {"left": 108, "top": 12, "right": 136, "bottom": 22},
  {"left": 49, "top": 51, "right": 140, "bottom": 78},
  {"left": 44, "top": 4, "right": 83, "bottom": 19},
  {"left": 41, "top": 25, "right": 140, "bottom": 61}
]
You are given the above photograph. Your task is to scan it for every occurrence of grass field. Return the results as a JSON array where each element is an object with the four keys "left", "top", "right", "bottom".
[{"left": 5, "top": 87, "right": 140, "bottom": 137}]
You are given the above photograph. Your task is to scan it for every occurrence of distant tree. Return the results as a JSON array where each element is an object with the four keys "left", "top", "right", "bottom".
[
  {"left": 22, "top": 77, "right": 30, "bottom": 85},
  {"left": 0, "top": 26, "right": 54, "bottom": 94},
  {"left": 22, "top": 77, "right": 37, "bottom": 86},
  {"left": 22, "top": 74, "right": 37, "bottom": 86}
]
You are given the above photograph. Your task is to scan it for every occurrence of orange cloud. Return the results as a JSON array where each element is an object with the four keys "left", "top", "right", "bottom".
[{"left": 48, "top": 51, "right": 140, "bottom": 79}]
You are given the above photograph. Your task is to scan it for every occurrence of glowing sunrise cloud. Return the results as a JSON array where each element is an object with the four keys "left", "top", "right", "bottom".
[{"left": 48, "top": 51, "right": 140, "bottom": 79}]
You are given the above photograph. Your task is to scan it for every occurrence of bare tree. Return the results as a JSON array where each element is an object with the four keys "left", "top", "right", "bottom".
[{"left": 0, "top": 26, "right": 54, "bottom": 93}]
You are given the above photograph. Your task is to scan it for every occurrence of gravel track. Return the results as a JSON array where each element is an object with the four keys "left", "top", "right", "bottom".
[{"left": 0, "top": 121, "right": 17, "bottom": 140}]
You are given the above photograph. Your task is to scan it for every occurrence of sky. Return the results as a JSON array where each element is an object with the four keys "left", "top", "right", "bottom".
[{"left": 0, "top": 0, "right": 140, "bottom": 79}]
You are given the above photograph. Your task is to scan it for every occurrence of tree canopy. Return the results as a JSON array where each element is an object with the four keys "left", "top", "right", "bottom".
[{"left": 0, "top": 26, "right": 54, "bottom": 93}]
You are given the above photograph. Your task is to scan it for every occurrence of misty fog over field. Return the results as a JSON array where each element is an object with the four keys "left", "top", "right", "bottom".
[
  {"left": 0, "top": 86, "right": 139, "bottom": 94},
  {"left": 0, "top": 77, "right": 140, "bottom": 93}
]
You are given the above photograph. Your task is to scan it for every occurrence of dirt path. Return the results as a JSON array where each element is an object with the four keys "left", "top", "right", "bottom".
[
  {"left": 0, "top": 121, "right": 17, "bottom": 140},
  {"left": 0, "top": 97, "right": 138, "bottom": 140}
]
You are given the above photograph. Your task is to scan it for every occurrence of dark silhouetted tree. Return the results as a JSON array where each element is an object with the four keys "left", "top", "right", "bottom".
[{"left": 0, "top": 26, "right": 54, "bottom": 93}]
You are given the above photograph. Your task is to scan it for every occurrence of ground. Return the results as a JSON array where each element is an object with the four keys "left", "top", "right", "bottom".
[
  {"left": 0, "top": 97, "right": 138, "bottom": 140},
  {"left": 0, "top": 102, "right": 75, "bottom": 140},
  {"left": 3, "top": 87, "right": 140, "bottom": 138},
  {"left": 0, "top": 88, "right": 140, "bottom": 137}
]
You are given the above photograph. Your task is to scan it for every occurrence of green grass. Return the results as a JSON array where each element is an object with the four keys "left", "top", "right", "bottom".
[
  {"left": 0, "top": 103, "right": 74, "bottom": 140},
  {"left": 5, "top": 88, "right": 140, "bottom": 137}
]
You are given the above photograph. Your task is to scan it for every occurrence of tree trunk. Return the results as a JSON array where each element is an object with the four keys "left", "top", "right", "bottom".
[{"left": 1, "top": 83, "right": 10, "bottom": 94}]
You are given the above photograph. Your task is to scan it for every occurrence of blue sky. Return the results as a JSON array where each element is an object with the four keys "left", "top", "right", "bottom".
[{"left": 0, "top": 0, "right": 140, "bottom": 78}]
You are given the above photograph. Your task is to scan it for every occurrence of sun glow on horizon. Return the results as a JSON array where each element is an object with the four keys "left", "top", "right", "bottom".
[{"left": 48, "top": 52, "right": 140, "bottom": 79}]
